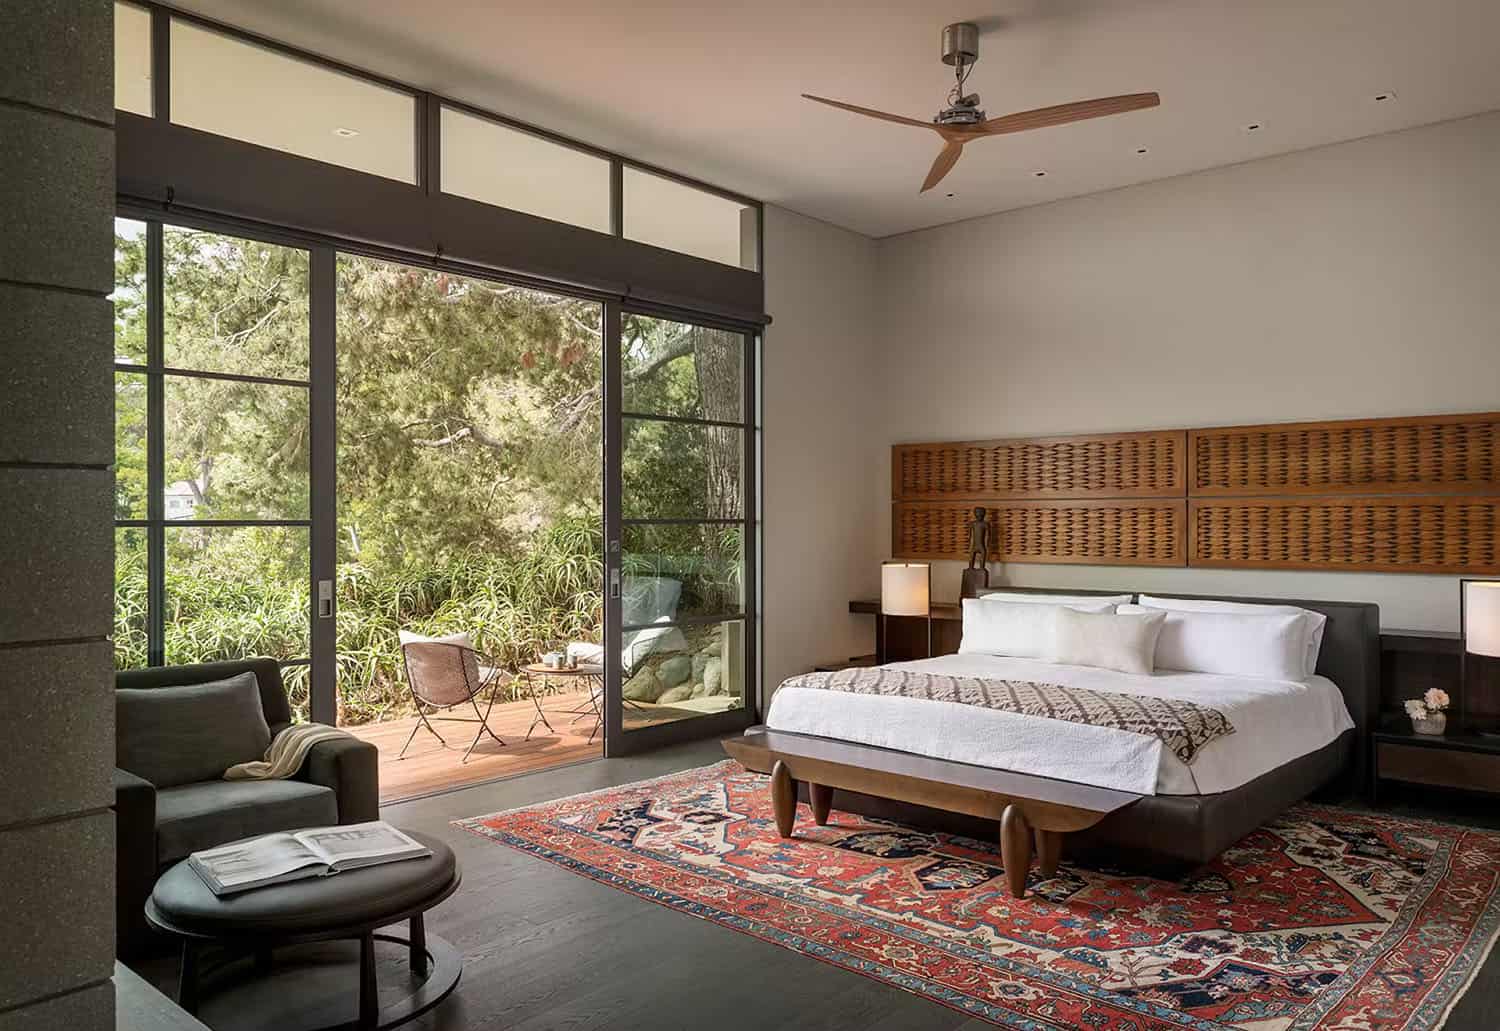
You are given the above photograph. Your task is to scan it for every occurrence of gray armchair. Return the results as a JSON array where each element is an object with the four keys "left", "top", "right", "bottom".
[{"left": 113, "top": 658, "right": 379, "bottom": 957}]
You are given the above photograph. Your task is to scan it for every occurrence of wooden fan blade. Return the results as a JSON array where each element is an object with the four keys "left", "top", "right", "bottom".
[
  {"left": 801, "top": 94, "right": 936, "bottom": 130},
  {"left": 921, "top": 140, "right": 965, "bottom": 192},
  {"left": 977, "top": 92, "right": 1160, "bottom": 136}
]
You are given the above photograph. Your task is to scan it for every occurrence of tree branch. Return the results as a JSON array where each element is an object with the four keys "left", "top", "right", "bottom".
[{"left": 412, "top": 423, "right": 505, "bottom": 453}]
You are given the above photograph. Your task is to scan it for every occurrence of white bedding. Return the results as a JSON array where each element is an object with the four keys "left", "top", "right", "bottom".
[{"left": 764, "top": 653, "right": 1354, "bottom": 796}]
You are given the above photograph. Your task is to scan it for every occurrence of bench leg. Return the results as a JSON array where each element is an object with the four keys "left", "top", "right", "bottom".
[
  {"left": 771, "top": 760, "right": 797, "bottom": 837},
  {"left": 1000, "top": 805, "right": 1032, "bottom": 898},
  {"left": 809, "top": 783, "right": 833, "bottom": 826},
  {"left": 1035, "top": 828, "right": 1062, "bottom": 878}
]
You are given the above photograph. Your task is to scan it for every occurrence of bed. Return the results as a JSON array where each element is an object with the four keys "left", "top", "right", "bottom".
[{"left": 725, "top": 589, "right": 1379, "bottom": 892}]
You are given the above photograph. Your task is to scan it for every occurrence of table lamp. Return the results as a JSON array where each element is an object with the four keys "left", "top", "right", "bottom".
[
  {"left": 881, "top": 561, "right": 932, "bottom": 664},
  {"left": 1463, "top": 580, "right": 1500, "bottom": 736}
]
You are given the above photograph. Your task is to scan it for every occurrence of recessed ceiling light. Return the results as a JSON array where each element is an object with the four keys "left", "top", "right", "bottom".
[
  {"left": 1374, "top": 91, "right": 1396, "bottom": 102},
  {"left": 1246, "top": 123, "right": 1262, "bottom": 132},
  {"left": 332, "top": 127, "right": 361, "bottom": 138},
  {"left": 1034, "top": 170, "right": 1047, "bottom": 177},
  {"left": 1136, "top": 147, "right": 1149, "bottom": 155},
  {"left": 945, "top": 192, "right": 955, "bottom": 198}
]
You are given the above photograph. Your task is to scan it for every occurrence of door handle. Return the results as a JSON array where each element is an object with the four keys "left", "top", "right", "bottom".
[
  {"left": 609, "top": 567, "right": 621, "bottom": 600},
  {"left": 317, "top": 579, "right": 334, "bottom": 618}
]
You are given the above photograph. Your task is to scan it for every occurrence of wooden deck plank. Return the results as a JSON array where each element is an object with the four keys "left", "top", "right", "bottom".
[{"left": 343, "top": 690, "right": 605, "bottom": 804}]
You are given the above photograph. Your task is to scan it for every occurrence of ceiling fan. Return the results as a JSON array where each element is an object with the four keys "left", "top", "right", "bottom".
[{"left": 803, "top": 23, "right": 1159, "bottom": 193}]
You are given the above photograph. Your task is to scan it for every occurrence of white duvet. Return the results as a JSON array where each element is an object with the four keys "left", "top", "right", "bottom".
[{"left": 763, "top": 653, "right": 1353, "bottom": 796}]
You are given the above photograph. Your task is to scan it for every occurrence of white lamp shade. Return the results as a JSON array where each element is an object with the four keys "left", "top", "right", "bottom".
[
  {"left": 881, "top": 563, "right": 930, "bottom": 617},
  {"left": 1466, "top": 581, "right": 1500, "bottom": 658}
]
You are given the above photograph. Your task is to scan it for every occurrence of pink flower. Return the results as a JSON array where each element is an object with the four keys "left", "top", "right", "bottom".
[{"left": 1424, "top": 688, "right": 1451, "bottom": 712}]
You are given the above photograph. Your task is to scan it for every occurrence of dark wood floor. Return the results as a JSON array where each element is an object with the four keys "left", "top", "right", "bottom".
[{"left": 136, "top": 741, "right": 1500, "bottom": 1031}]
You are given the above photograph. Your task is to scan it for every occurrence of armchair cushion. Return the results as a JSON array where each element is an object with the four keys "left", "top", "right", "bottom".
[
  {"left": 155, "top": 779, "right": 336, "bottom": 864},
  {"left": 117, "top": 672, "right": 272, "bottom": 788}
]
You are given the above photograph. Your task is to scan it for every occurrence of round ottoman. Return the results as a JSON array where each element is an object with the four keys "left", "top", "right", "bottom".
[{"left": 147, "top": 829, "right": 461, "bottom": 1030}]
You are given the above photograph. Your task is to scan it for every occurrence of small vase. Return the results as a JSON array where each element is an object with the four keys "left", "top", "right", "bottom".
[{"left": 1411, "top": 713, "right": 1447, "bottom": 736}]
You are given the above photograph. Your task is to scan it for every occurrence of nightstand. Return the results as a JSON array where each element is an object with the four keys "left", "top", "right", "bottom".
[
  {"left": 812, "top": 654, "right": 877, "bottom": 673},
  {"left": 1371, "top": 724, "right": 1500, "bottom": 803}
]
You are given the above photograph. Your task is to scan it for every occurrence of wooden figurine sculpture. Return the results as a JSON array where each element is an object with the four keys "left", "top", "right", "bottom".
[{"left": 961, "top": 506, "right": 992, "bottom": 599}]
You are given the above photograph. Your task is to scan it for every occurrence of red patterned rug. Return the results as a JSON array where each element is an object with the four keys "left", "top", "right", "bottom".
[{"left": 456, "top": 760, "right": 1500, "bottom": 1030}]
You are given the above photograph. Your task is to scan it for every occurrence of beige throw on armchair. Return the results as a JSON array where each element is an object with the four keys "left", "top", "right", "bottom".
[{"left": 224, "top": 723, "right": 355, "bottom": 781}]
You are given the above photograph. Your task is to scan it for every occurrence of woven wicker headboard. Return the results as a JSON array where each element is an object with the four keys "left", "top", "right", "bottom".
[{"left": 893, "top": 411, "right": 1500, "bottom": 574}]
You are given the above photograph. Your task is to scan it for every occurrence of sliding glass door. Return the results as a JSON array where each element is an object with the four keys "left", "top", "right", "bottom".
[
  {"left": 113, "top": 215, "right": 316, "bottom": 713},
  {"left": 114, "top": 210, "right": 758, "bottom": 766},
  {"left": 605, "top": 312, "right": 758, "bottom": 752}
]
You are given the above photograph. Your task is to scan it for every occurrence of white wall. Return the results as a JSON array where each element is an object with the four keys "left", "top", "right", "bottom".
[
  {"left": 873, "top": 112, "right": 1500, "bottom": 632},
  {"left": 761, "top": 206, "right": 881, "bottom": 695}
]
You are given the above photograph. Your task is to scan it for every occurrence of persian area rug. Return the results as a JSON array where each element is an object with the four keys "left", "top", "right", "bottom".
[{"left": 455, "top": 760, "right": 1500, "bottom": 1030}]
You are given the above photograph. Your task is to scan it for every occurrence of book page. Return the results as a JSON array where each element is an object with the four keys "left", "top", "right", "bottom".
[
  {"left": 296, "top": 822, "right": 426, "bottom": 866},
  {"left": 192, "top": 833, "right": 321, "bottom": 888}
]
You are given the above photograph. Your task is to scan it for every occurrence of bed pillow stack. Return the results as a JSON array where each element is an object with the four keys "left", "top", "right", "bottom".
[
  {"left": 958, "top": 598, "right": 1117, "bottom": 660},
  {"left": 1124, "top": 596, "right": 1326, "bottom": 681}
]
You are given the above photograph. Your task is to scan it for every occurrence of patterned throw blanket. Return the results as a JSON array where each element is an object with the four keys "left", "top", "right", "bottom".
[{"left": 782, "top": 668, "right": 1235, "bottom": 765}]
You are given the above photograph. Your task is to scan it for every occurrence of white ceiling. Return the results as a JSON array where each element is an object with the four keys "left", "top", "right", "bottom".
[{"left": 168, "top": 0, "right": 1500, "bottom": 239}]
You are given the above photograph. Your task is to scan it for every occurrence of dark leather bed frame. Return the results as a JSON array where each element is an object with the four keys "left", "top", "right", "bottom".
[{"left": 731, "top": 588, "right": 1379, "bottom": 878}]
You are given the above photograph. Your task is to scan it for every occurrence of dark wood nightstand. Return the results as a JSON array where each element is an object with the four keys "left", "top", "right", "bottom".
[
  {"left": 1371, "top": 724, "right": 1500, "bottom": 803},
  {"left": 812, "top": 654, "right": 877, "bottom": 673}
]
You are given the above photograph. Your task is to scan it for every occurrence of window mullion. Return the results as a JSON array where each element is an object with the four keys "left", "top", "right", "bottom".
[{"left": 146, "top": 219, "right": 166, "bottom": 666}]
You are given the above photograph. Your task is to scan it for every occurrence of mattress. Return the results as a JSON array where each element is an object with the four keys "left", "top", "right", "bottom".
[{"left": 763, "top": 653, "right": 1354, "bottom": 796}]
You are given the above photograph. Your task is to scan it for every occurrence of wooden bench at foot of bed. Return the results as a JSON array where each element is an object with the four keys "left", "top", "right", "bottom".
[{"left": 722, "top": 727, "right": 1143, "bottom": 899}]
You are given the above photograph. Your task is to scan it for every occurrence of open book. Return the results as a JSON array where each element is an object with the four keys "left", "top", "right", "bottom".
[{"left": 189, "top": 821, "right": 432, "bottom": 896}]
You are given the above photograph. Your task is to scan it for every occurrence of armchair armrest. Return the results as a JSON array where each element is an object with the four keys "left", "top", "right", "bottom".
[
  {"left": 113, "top": 768, "right": 157, "bottom": 957},
  {"left": 293, "top": 732, "right": 380, "bottom": 824}
]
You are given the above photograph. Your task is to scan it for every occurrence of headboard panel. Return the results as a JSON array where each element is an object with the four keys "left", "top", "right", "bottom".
[
  {"left": 974, "top": 586, "right": 1381, "bottom": 790},
  {"left": 895, "top": 411, "right": 1500, "bottom": 574}
]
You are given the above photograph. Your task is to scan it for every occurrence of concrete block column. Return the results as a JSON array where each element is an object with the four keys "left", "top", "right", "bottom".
[{"left": 0, "top": 2, "right": 118, "bottom": 1028}]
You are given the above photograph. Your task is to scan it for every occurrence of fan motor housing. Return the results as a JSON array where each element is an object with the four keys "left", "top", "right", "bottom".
[{"left": 941, "top": 23, "right": 979, "bottom": 67}]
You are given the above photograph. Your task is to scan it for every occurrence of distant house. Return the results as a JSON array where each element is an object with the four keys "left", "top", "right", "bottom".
[{"left": 164, "top": 481, "right": 199, "bottom": 520}]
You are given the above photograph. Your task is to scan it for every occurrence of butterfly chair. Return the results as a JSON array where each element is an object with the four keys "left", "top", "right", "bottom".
[{"left": 397, "top": 632, "right": 508, "bottom": 763}]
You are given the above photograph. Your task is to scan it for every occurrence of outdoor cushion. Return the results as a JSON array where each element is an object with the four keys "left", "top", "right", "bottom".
[
  {"left": 154, "top": 778, "right": 337, "bottom": 864},
  {"left": 117, "top": 672, "right": 272, "bottom": 788},
  {"left": 621, "top": 575, "right": 682, "bottom": 627}
]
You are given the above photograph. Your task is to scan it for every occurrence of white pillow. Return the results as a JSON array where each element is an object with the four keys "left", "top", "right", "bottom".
[
  {"left": 979, "top": 590, "right": 1132, "bottom": 609},
  {"left": 1136, "top": 595, "right": 1326, "bottom": 678},
  {"left": 958, "top": 599, "right": 1117, "bottom": 659},
  {"left": 1121, "top": 604, "right": 1307, "bottom": 681},
  {"left": 1051, "top": 608, "right": 1165, "bottom": 676},
  {"left": 398, "top": 628, "right": 475, "bottom": 650}
]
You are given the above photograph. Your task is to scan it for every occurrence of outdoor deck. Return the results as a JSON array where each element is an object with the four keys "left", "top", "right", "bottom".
[
  {"left": 345, "top": 689, "right": 605, "bottom": 804},
  {"left": 345, "top": 687, "right": 739, "bottom": 804}
]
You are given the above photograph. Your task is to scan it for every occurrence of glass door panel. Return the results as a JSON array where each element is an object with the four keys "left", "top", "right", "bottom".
[
  {"left": 611, "top": 313, "right": 755, "bottom": 747},
  {"left": 111, "top": 216, "right": 316, "bottom": 715}
]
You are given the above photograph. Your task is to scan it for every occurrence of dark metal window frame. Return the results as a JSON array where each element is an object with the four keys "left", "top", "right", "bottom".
[
  {"left": 129, "top": 2, "right": 765, "bottom": 286},
  {"left": 606, "top": 309, "right": 760, "bottom": 754},
  {"left": 114, "top": 1, "right": 767, "bottom": 748},
  {"left": 113, "top": 214, "right": 315, "bottom": 670}
]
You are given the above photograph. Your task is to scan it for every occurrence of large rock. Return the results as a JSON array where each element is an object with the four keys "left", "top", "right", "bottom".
[
  {"left": 658, "top": 684, "right": 694, "bottom": 705},
  {"left": 692, "top": 652, "right": 711, "bottom": 682},
  {"left": 703, "top": 658, "right": 723, "bottom": 696},
  {"left": 657, "top": 655, "right": 692, "bottom": 688},
  {"left": 623, "top": 668, "right": 663, "bottom": 702},
  {"left": 690, "top": 679, "right": 709, "bottom": 698}
]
